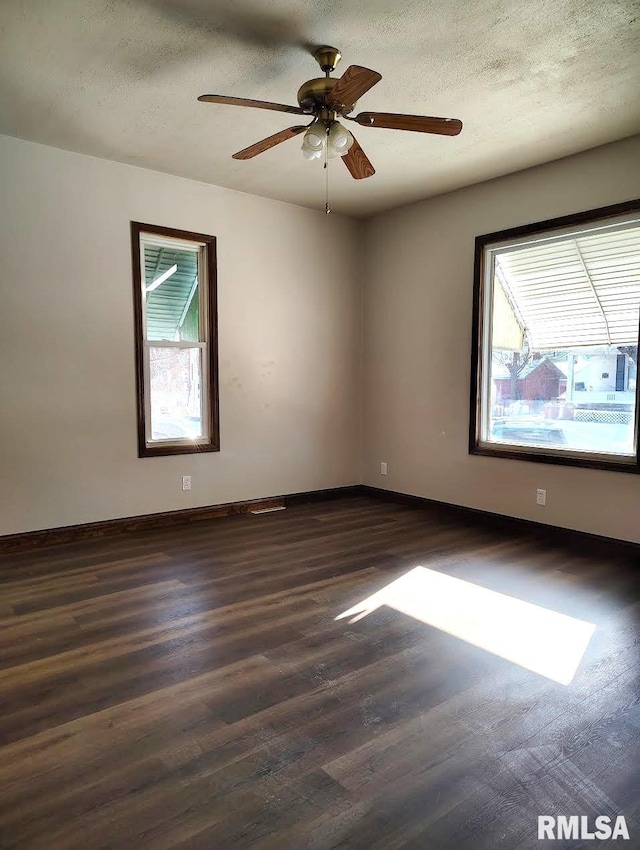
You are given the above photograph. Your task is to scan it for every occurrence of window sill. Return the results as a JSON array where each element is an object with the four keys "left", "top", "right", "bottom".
[
  {"left": 470, "top": 443, "right": 640, "bottom": 474},
  {"left": 139, "top": 442, "right": 220, "bottom": 459}
]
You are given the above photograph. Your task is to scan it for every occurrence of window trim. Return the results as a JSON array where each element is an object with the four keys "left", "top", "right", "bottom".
[
  {"left": 131, "top": 221, "right": 219, "bottom": 458},
  {"left": 469, "top": 199, "right": 640, "bottom": 474}
]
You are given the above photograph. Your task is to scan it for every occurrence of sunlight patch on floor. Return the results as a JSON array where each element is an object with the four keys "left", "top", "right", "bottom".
[{"left": 336, "top": 566, "right": 595, "bottom": 685}]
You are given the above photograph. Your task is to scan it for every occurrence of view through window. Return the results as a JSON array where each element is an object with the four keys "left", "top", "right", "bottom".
[{"left": 472, "top": 205, "right": 640, "bottom": 468}]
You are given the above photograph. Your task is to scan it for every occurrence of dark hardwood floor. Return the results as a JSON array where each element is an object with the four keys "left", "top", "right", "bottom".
[{"left": 0, "top": 495, "right": 638, "bottom": 849}]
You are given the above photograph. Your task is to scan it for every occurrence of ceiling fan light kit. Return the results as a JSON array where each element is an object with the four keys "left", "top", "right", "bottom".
[
  {"left": 198, "top": 44, "right": 462, "bottom": 190},
  {"left": 301, "top": 120, "right": 354, "bottom": 161}
]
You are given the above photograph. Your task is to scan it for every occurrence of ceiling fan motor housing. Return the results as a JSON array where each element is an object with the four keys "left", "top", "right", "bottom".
[
  {"left": 297, "top": 78, "right": 343, "bottom": 114},
  {"left": 298, "top": 45, "right": 347, "bottom": 113}
]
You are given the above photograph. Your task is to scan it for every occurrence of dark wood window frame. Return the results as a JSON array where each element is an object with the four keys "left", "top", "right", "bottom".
[
  {"left": 469, "top": 199, "right": 640, "bottom": 474},
  {"left": 131, "top": 222, "right": 220, "bottom": 458}
]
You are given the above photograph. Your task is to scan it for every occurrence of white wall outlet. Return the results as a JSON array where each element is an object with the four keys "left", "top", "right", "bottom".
[
  {"left": 182, "top": 475, "right": 192, "bottom": 491},
  {"left": 536, "top": 488, "right": 546, "bottom": 506},
  {"left": 380, "top": 462, "right": 388, "bottom": 475}
]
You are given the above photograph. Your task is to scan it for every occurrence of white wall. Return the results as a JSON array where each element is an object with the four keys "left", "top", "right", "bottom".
[
  {"left": 3, "top": 132, "right": 639, "bottom": 543},
  {"left": 0, "top": 135, "right": 362, "bottom": 535},
  {"left": 362, "top": 135, "right": 640, "bottom": 544}
]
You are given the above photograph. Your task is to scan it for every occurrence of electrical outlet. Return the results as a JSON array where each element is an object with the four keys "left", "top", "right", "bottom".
[
  {"left": 182, "top": 476, "right": 192, "bottom": 491},
  {"left": 380, "top": 462, "right": 388, "bottom": 475},
  {"left": 536, "top": 488, "right": 546, "bottom": 506}
]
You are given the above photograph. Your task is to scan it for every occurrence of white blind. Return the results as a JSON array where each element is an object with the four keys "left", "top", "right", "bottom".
[{"left": 494, "top": 221, "right": 640, "bottom": 350}]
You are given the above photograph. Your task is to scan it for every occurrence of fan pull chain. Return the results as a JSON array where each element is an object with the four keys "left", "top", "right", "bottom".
[{"left": 324, "top": 127, "right": 331, "bottom": 215}]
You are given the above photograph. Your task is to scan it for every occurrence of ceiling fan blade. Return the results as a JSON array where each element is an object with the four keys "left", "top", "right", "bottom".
[
  {"left": 351, "top": 112, "right": 463, "bottom": 135},
  {"left": 198, "top": 94, "right": 304, "bottom": 115},
  {"left": 326, "top": 65, "right": 382, "bottom": 112},
  {"left": 342, "top": 135, "right": 375, "bottom": 180},
  {"left": 232, "top": 126, "right": 308, "bottom": 160}
]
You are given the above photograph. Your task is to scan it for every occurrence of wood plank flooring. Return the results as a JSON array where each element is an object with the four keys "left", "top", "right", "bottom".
[{"left": 0, "top": 495, "right": 638, "bottom": 849}]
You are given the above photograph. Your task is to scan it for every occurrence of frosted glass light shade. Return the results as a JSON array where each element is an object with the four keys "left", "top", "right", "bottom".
[
  {"left": 301, "top": 122, "right": 326, "bottom": 158},
  {"left": 328, "top": 122, "right": 354, "bottom": 158}
]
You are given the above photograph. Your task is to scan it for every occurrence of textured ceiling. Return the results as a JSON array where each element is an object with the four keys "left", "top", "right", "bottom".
[{"left": 1, "top": 0, "right": 639, "bottom": 217}]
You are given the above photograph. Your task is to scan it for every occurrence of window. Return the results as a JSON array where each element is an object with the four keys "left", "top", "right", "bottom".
[
  {"left": 131, "top": 222, "right": 219, "bottom": 457},
  {"left": 470, "top": 200, "right": 640, "bottom": 472}
]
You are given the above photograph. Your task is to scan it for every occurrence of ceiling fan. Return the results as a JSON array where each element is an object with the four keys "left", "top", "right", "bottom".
[{"left": 198, "top": 46, "right": 462, "bottom": 180}]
